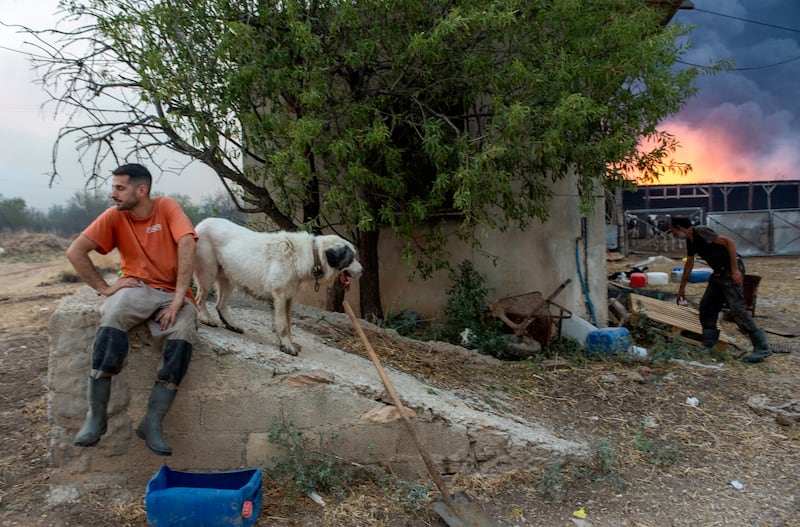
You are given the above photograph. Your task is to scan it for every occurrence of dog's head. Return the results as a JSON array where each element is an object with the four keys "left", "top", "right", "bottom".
[{"left": 319, "top": 236, "right": 363, "bottom": 291}]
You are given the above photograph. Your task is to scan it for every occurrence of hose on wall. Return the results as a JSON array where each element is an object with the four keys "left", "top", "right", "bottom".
[{"left": 576, "top": 218, "right": 598, "bottom": 326}]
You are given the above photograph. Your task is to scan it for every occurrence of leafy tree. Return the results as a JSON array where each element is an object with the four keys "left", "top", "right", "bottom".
[
  {"left": 0, "top": 197, "right": 31, "bottom": 231},
  {"left": 198, "top": 190, "right": 246, "bottom": 224},
  {"left": 45, "top": 191, "right": 113, "bottom": 236},
  {"left": 20, "top": 0, "right": 699, "bottom": 317}
]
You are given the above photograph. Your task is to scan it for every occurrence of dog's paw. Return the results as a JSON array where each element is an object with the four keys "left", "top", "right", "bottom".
[
  {"left": 223, "top": 323, "right": 244, "bottom": 334},
  {"left": 279, "top": 343, "right": 299, "bottom": 356},
  {"left": 218, "top": 314, "right": 244, "bottom": 333}
]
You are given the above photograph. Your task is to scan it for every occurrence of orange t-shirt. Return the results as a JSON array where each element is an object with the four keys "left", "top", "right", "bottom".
[{"left": 82, "top": 197, "right": 198, "bottom": 294}]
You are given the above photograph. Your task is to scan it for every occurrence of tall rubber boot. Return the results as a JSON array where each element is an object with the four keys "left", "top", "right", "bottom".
[
  {"left": 701, "top": 329, "right": 720, "bottom": 349},
  {"left": 136, "top": 384, "right": 177, "bottom": 456},
  {"left": 74, "top": 377, "right": 111, "bottom": 447},
  {"left": 742, "top": 328, "right": 772, "bottom": 363}
]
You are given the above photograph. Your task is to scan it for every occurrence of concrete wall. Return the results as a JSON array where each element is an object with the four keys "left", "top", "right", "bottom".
[
  {"left": 378, "top": 177, "right": 607, "bottom": 326},
  {"left": 48, "top": 288, "right": 589, "bottom": 487}
]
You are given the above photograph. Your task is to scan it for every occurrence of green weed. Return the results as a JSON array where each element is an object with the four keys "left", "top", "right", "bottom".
[
  {"left": 634, "top": 423, "right": 681, "bottom": 467},
  {"left": 266, "top": 417, "right": 353, "bottom": 500},
  {"left": 538, "top": 460, "right": 566, "bottom": 502}
]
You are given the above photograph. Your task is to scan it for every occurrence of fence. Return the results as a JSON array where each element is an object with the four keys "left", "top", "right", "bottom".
[{"left": 707, "top": 210, "right": 800, "bottom": 256}]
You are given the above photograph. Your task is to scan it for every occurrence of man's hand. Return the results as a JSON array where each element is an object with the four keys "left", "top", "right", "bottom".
[
  {"left": 103, "top": 277, "right": 144, "bottom": 297},
  {"left": 154, "top": 296, "right": 185, "bottom": 330},
  {"left": 731, "top": 267, "right": 744, "bottom": 287}
]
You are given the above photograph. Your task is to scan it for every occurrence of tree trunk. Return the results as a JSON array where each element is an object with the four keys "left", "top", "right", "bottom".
[{"left": 357, "top": 229, "right": 383, "bottom": 320}]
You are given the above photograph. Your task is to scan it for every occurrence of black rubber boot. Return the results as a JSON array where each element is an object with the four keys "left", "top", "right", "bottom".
[
  {"left": 701, "top": 328, "right": 720, "bottom": 349},
  {"left": 742, "top": 328, "right": 772, "bottom": 363},
  {"left": 136, "top": 384, "right": 177, "bottom": 456},
  {"left": 74, "top": 377, "right": 111, "bottom": 447}
]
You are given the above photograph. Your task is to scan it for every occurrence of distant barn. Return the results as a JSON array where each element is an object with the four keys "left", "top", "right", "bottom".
[
  {"left": 623, "top": 180, "right": 800, "bottom": 213},
  {"left": 611, "top": 180, "right": 800, "bottom": 257}
]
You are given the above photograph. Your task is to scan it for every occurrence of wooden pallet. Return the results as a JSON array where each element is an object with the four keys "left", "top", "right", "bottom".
[{"left": 628, "top": 293, "right": 732, "bottom": 350}]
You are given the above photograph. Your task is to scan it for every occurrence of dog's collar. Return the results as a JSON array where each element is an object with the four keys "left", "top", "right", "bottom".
[{"left": 312, "top": 237, "right": 324, "bottom": 292}]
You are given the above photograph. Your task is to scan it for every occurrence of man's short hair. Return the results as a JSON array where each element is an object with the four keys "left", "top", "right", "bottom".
[
  {"left": 112, "top": 163, "right": 152, "bottom": 190},
  {"left": 670, "top": 216, "right": 692, "bottom": 229}
]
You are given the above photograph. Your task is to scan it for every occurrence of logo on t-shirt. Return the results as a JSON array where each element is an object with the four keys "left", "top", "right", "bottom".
[{"left": 147, "top": 224, "right": 163, "bottom": 234}]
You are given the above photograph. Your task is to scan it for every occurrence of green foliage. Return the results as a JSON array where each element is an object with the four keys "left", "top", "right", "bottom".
[
  {"left": 370, "top": 309, "right": 421, "bottom": 338},
  {"left": 539, "top": 460, "right": 566, "bottom": 503},
  {"left": 634, "top": 423, "right": 681, "bottom": 467},
  {"left": 376, "top": 475, "right": 431, "bottom": 513},
  {"left": 583, "top": 439, "right": 627, "bottom": 490},
  {"left": 266, "top": 417, "right": 353, "bottom": 500},
  {"left": 542, "top": 335, "right": 586, "bottom": 360},
  {"left": 0, "top": 197, "right": 34, "bottom": 231},
  {"left": 27, "top": 0, "right": 704, "bottom": 311},
  {"left": 442, "top": 260, "right": 509, "bottom": 358}
]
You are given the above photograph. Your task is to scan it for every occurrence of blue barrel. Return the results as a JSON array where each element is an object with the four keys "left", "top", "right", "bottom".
[{"left": 586, "top": 327, "right": 631, "bottom": 356}]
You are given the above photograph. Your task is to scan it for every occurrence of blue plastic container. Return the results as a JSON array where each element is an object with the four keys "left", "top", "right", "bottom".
[
  {"left": 672, "top": 267, "right": 714, "bottom": 283},
  {"left": 585, "top": 327, "right": 631, "bottom": 356},
  {"left": 688, "top": 268, "right": 713, "bottom": 283},
  {"left": 145, "top": 466, "right": 262, "bottom": 527}
]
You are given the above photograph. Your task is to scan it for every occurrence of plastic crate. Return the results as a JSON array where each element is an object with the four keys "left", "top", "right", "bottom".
[{"left": 145, "top": 466, "right": 262, "bottom": 527}]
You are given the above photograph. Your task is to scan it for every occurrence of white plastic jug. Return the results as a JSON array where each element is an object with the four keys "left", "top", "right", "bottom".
[
  {"left": 646, "top": 272, "right": 669, "bottom": 286},
  {"left": 561, "top": 315, "right": 598, "bottom": 345}
]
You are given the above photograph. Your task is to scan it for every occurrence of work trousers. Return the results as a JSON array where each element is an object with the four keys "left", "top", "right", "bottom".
[
  {"left": 699, "top": 258, "right": 758, "bottom": 335},
  {"left": 91, "top": 285, "right": 197, "bottom": 386}
]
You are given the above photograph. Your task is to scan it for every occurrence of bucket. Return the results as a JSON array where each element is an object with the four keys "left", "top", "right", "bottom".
[
  {"left": 646, "top": 272, "right": 668, "bottom": 286},
  {"left": 629, "top": 272, "right": 647, "bottom": 288},
  {"left": 146, "top": 466, "right": 263, "bottom": 527},
  {"left": 586, "top": 327, "right": 631, "bottom": 356}
]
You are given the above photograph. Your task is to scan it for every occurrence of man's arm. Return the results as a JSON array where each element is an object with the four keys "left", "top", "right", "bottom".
[
  {"left": 677, "top": 255, "right": 694, "bottom": 304},
  {"left": 66, "top": 235, "right": 114, "bottom": 296},
  {"left": 174, "top": 233, "right": 196, "bottom": 298},
  {"left": 66, "top": 235, "right": 142, "bottom": 296},
  {"left": 153, "top": 234, "right": 196, "bottom": 330},
  {"left": 714, "top": 235, "right": 743, "bottom": 286}
]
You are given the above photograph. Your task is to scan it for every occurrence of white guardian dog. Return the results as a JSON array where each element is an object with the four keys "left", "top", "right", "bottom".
[{"left": 193, "top": 218, "right": 363, "bottom": 356}]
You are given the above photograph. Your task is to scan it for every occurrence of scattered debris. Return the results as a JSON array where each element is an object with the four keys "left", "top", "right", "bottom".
[
  {"left": 763, "top": 327, "right": 798, "bottom": 338},
  {"left": 308, "top": 491, "right": 326, "bottom": 507},
  {"left": 746, "top": 394, "right": 800, "bottom": 426},
  {"left": 488, "top": 280, "right": 572, "bottom": 349},
  {"left": 670, "top": 359, "right": 724, "bottom": 370},
  {"left": 541, "top": 357, "right": 572, "bottom": 370}
]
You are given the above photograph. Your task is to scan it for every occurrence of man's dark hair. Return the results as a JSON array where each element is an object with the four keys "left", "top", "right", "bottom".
[
  {"left": 670, "top": 216, "right": 692, "bottom": 229},
  {"left": 112, "top": 163, "right": 152, "bottom": 190}
]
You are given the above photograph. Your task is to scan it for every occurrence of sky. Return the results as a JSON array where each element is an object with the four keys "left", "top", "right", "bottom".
[
  {"left": 659, "top": 0, "right": 800, "bottom": 185},
  {"left": 0, "top": 0, "right": 226, "bottom": 212},
  {"left": 1, "top": 1, "right": 799, "bottom": 212}
]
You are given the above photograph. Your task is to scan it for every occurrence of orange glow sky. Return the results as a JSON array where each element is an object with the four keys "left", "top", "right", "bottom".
[
  {"left": 640, "top": 1, "right": 800, "bottom": 187},
  {"left": 643, "top": 114, "right": 800, "bottom": 186}
]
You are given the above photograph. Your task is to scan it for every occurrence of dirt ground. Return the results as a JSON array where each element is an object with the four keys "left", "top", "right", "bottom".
[{"left": 0, "top": 231, "right": 798, "bottom": 527}]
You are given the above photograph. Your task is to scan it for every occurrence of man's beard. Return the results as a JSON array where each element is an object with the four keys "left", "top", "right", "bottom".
[{"left": 115, "top": 196, "right": 138, "bottom": 211}]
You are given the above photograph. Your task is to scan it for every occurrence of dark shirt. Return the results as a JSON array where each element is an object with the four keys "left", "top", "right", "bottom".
[{"left": 687, "top": 226, "right": 733, "bottom": 273}]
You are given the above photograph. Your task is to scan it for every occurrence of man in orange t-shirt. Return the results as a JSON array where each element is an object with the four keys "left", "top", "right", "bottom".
[{"left": 66, "top": 163, "right": 198, "bottom": 456}]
